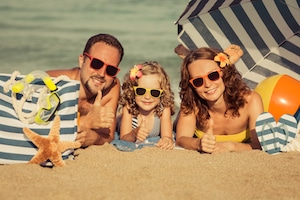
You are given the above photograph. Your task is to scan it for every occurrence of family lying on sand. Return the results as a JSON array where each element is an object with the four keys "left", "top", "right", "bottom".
[
  {"left": 50, "top": 33, "right": 299, "bottom": 155},
  {"left": 2, "top": 33, "right": 299, "bottom": 166}
]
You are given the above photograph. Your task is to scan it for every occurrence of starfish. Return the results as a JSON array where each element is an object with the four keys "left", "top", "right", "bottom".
[{"left": 23, "top": 115, "right": 81, "bottom": 167}]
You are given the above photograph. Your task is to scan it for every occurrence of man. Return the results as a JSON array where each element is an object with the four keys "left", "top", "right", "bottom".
[{"left": 47, "top": 33, "right": 124, "bottom": 147}]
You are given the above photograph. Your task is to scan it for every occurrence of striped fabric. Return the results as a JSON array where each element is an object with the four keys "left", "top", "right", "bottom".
[
  {"left": 0, "top": 73, "right": 80, "bottom": 164},
  {"left": 132, "top": 117, "right": 139, "bottom": 129},
  {"left": 176, "top": 0, "right": 300, "bottom": 89}
]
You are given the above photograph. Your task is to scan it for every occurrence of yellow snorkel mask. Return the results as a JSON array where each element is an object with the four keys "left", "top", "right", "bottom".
[{"left": 11, "top": 70, "right": 60, "bottom": 125}]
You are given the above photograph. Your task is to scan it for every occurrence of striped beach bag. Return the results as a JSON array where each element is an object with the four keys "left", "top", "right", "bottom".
[{"left": 0, "top": 71, "right": 80, "bottom": 165}]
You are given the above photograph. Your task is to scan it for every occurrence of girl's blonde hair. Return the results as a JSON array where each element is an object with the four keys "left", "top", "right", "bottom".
[{"left": 119, "top": 61, "right": 175, "bottom": 117}]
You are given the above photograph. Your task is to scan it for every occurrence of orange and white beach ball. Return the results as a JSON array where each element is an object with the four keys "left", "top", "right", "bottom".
[{"left": 255, "top": 74, "right": 300, "bottom": 122}]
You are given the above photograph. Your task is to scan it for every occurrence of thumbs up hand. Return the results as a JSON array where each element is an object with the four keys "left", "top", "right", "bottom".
[
  {"left": 86, "top": 90, "right": 115, "bottom": 129},
  {"left": 200, "top": 118, "right": 216, "bottom": 153},
  {"left": 93, "top": 89, "right": 102, "bottom": 107},
  {"left": 136, "top": 116, "right": 149, "bottom": 142}
]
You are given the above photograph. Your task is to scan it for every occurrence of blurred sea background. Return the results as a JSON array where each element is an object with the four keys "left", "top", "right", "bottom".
[{"left": 0, "top": 0, "right": 188, "bottom": 108}]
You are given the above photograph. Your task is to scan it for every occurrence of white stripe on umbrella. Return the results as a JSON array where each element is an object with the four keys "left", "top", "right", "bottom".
[{"left": 176, "top": 0, "right": 300, "bottom": 89}]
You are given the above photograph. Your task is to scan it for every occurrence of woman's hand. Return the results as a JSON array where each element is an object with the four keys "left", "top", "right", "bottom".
[
  {"left": 212, "top": 142, "right": 235, "bottom": 153},
  {"left": 200, "top": 119, "right": 216, "bottom": 153}
]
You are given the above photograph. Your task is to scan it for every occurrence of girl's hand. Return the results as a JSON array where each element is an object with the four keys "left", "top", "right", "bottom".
[
  {"left": 156, "top": 136, "right": 174, "bottom": 150},
  {"left": 136, "top": 117, "right": 149, "bottom": 142}
]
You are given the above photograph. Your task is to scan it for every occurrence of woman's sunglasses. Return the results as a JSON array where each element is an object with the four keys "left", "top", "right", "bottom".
[
  {"left": 189, "top": 69, "right": 221, "bottom": 88},
  {"left": 133, "top": 86, "right": 163, "bottom": 98},
  {"left": 84, "top": 52, "right": 120, "bottom": 77}
]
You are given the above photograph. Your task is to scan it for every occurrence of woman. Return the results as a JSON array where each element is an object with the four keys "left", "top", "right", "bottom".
[{"left": 176, "top": 47, "right": 263, "bottom": 153}]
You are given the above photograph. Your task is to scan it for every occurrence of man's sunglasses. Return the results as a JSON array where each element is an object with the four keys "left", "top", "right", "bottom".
[
  {"left": 133, "top": 86, "right": 163, "bottom": 98},
  {"left": 84, "top": 52, "right": 120, "bottom": 77},
  {"left": 189, "top": 69, "right": 221, "bottom": 88}
]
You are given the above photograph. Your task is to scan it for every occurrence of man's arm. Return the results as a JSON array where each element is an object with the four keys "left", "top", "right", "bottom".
[
  {"left": 77, "top": 78, "right": 120, "bottom": 146},
  {"left": 46, "top": 68, "right": 79, "bottom": 80}
]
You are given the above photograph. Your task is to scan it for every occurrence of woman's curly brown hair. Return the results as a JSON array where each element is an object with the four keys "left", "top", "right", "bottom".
[
  {"left": 119, "top": 61, "right": 175, "bottom": 117},
  {"left": 179, "top": 47, "right": 251, "bottom": 129}
]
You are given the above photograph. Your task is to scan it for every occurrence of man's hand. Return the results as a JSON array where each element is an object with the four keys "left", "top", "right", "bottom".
[
  {"left": 76, "top": 90, "right": 114, "bottom": 147},
  {"left": 87, "top": 90, "right": 115, "bottom": 129}
]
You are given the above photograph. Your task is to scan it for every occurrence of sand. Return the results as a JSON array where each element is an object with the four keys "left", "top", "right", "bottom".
[{"left": 1, "top": 143, "right": 300, "bottom": 200}]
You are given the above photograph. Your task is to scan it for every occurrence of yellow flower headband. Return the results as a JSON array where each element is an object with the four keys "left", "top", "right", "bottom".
[
  {"left": 214, "top": 52, "right": 230, "bottom": 68},
  {"left": 130, "top": 64, "right": 143, "bottom": 81}
]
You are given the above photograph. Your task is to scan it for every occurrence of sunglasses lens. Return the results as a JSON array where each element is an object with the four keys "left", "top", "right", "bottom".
[
  {"left": 208, "top": 71, "right": 220, "bottom": 81},
  {"left": 192, "top": 78, "right": 204, "bottom": 87},
  {"left": 106, "top": 66, "right": 119, "bottom": 76},
  {"left": 91, "top": 59, "right": 104, "bottom": 70},
  {"left": 135, "top": 87, "right": 146, "bottom": 95},
  {"left": 150, "top": 89, "right": 161, "bottom": 98},
  {"left": 191, "top": 71, "right": 220, "bottom": 88}
]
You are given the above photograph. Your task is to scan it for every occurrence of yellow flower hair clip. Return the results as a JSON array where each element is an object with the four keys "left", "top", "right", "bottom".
[
  {"left": 214, "top": 52, "right": 230, "bottom": 68},
  {"left": 130, "top": 65, "right": 143, "bottom": 81}
]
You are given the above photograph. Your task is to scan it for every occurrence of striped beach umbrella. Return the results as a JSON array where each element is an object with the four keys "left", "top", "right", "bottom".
[{"left": 176, "top": 0, "right": 299, "bottom": 89}]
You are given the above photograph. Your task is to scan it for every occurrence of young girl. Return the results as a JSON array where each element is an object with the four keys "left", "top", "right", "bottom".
[
  {"left": 118, "top": 61, "right": 175, "bottom": 150},
  {"left": 175, "top": 47, "right": 264, "bottom": 153}
]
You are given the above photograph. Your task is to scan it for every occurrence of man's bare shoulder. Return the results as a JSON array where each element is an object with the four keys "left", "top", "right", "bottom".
[{"left": 46, "top": 67, "right": 80, "bottom": 80}]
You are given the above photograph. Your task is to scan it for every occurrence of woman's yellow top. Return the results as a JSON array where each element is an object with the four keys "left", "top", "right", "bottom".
[{"left": 194, "top": 128, "right": 250, "bottom": 142}]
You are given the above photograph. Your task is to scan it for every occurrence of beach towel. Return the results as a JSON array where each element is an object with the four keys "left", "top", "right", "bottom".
[
  {"left": 111, "top": 137, "right": 160, "bottom": 152},
  {"left": 0, "top": 71, "right": 80, "bottom": 165}
]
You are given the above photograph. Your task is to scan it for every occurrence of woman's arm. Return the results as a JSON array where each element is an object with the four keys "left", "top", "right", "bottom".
[{"left": 247, "top": 91, "right": 264, "bottom": 150}]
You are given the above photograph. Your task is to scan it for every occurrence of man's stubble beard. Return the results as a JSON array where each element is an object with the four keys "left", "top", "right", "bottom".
[{"left": 84, "top": 76, "right": 107, "bottom": 96}]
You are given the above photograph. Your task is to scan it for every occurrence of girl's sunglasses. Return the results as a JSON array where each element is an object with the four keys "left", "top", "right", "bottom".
[
  {"left": 84, "top": 52, "right": 120, "bottom": 77},
  {"left": 133, "top": 86, "right": 163, "bottom": 98},
  {"left": 189, "top": 69, "right": 221, "bottom": 88}
]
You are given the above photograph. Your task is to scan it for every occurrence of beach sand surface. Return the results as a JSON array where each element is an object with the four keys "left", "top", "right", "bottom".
[{"left": 1, "top": 143, "right": 300, "bottom": 200}]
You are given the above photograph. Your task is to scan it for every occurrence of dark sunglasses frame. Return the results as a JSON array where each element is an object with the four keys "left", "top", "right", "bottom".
[
  {"left": 84, "top": 52, "right": 120, "bottom": 77},
  {"left": 133, "top": 86, "right": 163, "bottom": 98},
  {"left": 189, "top": 69, "right": 221, "bottom": 88}
]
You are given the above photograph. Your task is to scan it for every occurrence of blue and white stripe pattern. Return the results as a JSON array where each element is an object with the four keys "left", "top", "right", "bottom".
[
  {"left": 255, "top": 112, "right": 281, "bottom": 154},
  {"left": 132, "top": 117, "right": 139, "bottom": 130},
  {"left": 0, "top": 73, "right": 80, "bottom": 164},
  {"left": 176, "top": 0, "right": 300, "bottom": 89}
]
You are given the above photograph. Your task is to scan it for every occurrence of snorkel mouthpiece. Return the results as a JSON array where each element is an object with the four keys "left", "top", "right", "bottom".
[
  {"left": 12, "top": 70, "right": 57, "bottom": 93},
  {"left": 24, "top": 73, "right": 35, "bottom": 83},
  {"left": 12, "top": 73, "right": 36, "bottom": 93},
  {"left": 12, "top": 81, "right": 25, "bottom": 93}
]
